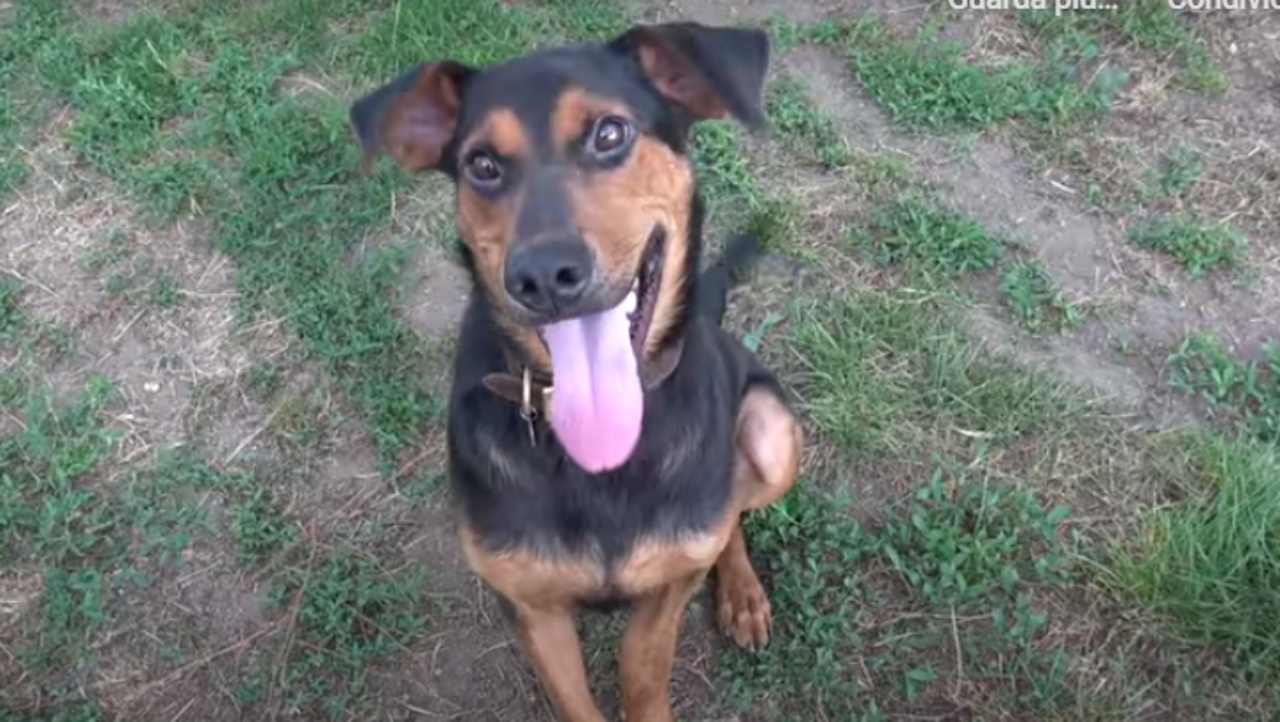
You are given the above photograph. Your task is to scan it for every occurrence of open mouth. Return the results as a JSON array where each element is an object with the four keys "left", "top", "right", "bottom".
[
  {"left": 627, "top": 225, "right": 665, "bottom": 358},
  {"left": 533, "top": 224, "right": 665, "bottom": 473}
]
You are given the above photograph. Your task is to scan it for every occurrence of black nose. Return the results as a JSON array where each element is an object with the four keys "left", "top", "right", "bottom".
[{"left": 503, "top": 239, "right": 592, "bottom": 314}]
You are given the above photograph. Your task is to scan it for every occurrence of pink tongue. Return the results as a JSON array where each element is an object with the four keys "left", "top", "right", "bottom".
[{"left": 540, "top": 293, "right": 644, "bottom": 473}]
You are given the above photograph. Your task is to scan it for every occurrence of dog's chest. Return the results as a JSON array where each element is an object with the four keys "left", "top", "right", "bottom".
[
  {"left": 458, "top": 415, "right": 740, "bottom": 603},
  {"left": 463, "top": 499, "right": 737, "bottom": 604}
]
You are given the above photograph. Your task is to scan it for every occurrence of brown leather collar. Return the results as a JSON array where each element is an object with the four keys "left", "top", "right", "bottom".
[{"left": 481, "top": 339, "right": 684, "bottom": 422}]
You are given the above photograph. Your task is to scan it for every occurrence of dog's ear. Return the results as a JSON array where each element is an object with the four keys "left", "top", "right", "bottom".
[
  {"left": 349, "top": 61, "right": 476, "bottom": 173},
  {"left": 611, "top": 22, "right": 770, "bottom": 130}
]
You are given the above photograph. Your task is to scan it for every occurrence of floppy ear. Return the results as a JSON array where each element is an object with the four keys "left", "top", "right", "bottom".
[
  {"left": 348, "top": 61, "right": 475, "bottom": 173},
  {"left": 611, "top": 22, "right": 770, "bottom": 130}
]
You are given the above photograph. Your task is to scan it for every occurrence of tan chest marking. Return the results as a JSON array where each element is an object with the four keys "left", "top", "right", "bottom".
[
  {"left": 461, "top": 525, "right": 606, "bottom": 609},
  {"left": 611, "top": 511, "right": 737, "bottom": 597}
]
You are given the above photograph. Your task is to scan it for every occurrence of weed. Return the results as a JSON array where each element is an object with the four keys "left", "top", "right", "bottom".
[
  {"left": 1167, "top": 332, "right": 1280, "bottom": 444},
  {"left": 1151, "top": 145, "right": 1203, "bottom": 199},
  {"left": 230, "top": 486, "right": 297, "bottom": 565},
  {"left": 689, "top": 120, "right": 807, "bottom": 252},
  {"left": 1000, "top": 258, "right": 1085, "bottom": 333},
  {"left": 853, "top": 196, "right": 1005, "bottom": 277},
  {"left": 1129, "top": 214, "right": 1247, "bottom": 278},
  {"left": 878, "top": 461, "right": 1073, "bottom": 609},
  {"left": 1021, "top": 1, "right": 1226, "bottom": 93},
  {"left": 0, "top": 0, "right": 72, "bottom": 199},
  {"left": 0, "top": 283, "right": 73, "bottom": 367},
  {"left": 721, "top": 485, "right": 874, "bottom": 715},
  {"left": 723, "top": 458, "right": 1075, "bottom": 718},
  {"left": 0, "top": 273, "right": 24, "bottom": 341},
  {"left": 0, "top": 372, "right": 254, "bottom": 680},
  {"left": 81, "top": 227, "right": 135, "bottom": 271},
  {"left": 149, "top": 272, "right": 183, "bottom": 308},
  {"left": 0, "top": 702, "right": 105, "bottom": 722},
  {"left": 0, "top": 375, "right": 118, "bottom": 563}
]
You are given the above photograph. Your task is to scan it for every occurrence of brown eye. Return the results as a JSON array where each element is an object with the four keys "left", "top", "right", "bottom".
[
  {"left": 464, "top": 150, "right": 502, "bottom": 186},
  {"left": 589, "top": 116, "right": 632, "bottom": 158}
]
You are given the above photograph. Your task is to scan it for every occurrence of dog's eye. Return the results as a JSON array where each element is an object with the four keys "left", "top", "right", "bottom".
[
  {"left": 464, "top": 150, "right": 502, "bottom": 186},
  {"left": 589, "top": 116, "right": 633, "bottom": 158}
]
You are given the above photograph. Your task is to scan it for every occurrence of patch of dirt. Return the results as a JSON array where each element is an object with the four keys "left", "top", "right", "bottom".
[
  {"left": 1, "top": 122, "right": 282, "bottom": 468},
  {"left": 400, "top": 241, "right": 473, "bottom": 339},
  {"left": 90, "top": 523, "right": 265, "bottom": 722}
]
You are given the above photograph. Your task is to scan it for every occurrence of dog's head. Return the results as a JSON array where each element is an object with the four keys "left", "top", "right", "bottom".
[{"left": 349, "top": 23, "right": 770, "bottom": 472}]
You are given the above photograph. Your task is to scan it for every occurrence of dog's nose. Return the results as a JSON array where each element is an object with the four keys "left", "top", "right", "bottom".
[{"left": 504, "top": 239, "right": 592, "bottom": 314}]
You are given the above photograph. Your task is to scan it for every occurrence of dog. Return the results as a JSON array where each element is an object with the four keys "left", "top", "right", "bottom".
[{"left": 348, "top": 22, "right": 802, "bottom": 722}]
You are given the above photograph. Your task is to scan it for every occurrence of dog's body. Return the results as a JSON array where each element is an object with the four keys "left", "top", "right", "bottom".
[{"left": 350, "top": 23, "right": 802, "bottom": 722}]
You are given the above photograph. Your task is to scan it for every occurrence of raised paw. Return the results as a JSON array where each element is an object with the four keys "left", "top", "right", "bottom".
[{"left": 715, "top": 563, "right": 771, "bottom": 650}]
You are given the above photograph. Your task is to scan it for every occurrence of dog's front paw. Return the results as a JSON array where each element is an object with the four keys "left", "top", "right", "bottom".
[{"left": 715, "top": 564, "right": 771, "bottom": 650}]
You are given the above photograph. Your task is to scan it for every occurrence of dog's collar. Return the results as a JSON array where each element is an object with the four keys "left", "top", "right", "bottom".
[{"left": 481, "top": 340, "right": 685, "bottom": 423}]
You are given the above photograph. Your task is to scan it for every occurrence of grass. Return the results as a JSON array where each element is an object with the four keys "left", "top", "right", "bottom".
[
  {"left": 1111, "top": 434, "right": 1280, "bottom": 682},
  {"left": 784, "top": 8, "right": 1247, "bottom": 286},
  {"left": 801, "top": 16, "right": 1127, "bottom": 136},
  {"left": 852, "top": 196, "right": 1005, "bottom": 278},
  {"left": 766, "top": 77, "right": 852, "bottom": 170},
  {"left": 1129, "top": 214, "right": 1248, "bottom": 278},
  {"left": 258, "top": 548, "right": 433, "bottom": 717},
  {"left": 724, "top": 287, "right": 1093, "bottom": 718},
  {"left": 0, "top": 0, "right": 73, "bottom": 199},
  {"left": 1000, "top": 258, "right": 1086, "bottom": 334},
  {"left": 787, "top": 289, "right": 1087, "bottom": 464},
  {"left": 3, "top": 0, "right": 1280, "bottom": 719}
]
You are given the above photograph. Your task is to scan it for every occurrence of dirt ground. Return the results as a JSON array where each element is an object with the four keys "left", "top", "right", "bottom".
[{"left": 3, "top": 0, "right": 1279, "bottom": 720}]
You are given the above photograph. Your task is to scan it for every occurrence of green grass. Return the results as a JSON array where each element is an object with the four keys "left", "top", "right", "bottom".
[
  {"left": 1129, "top": 214, "right": 1248, "bottom": 278},
  {"left": 0, "top": 365, "right": 246, "bottom": 681},
  {"left": 0, "top": 1, "right": 625, "bottom": 716},
  {"left": 0, "top": 349, "right": 427, "bottom": 718},
  {"left": 1020, "top": 1, "right": 1227, "bottom": 93},
  {"left": 852, "top": 196, "right": 1006, "bottom": 278},
  {"left": 1111, "top": 434, "right": 1280, "bottom": 681},
  {"left": 1000, "top": 258, "right": 1086, "bottom": 334},
  {"left": 801, "top": 16, "right": 1127, "bottom": 136},
  {"left": 787, "top": 289, "right": 1087, "bottom": 464},
  {"left": 766, "top": 77, "right": 852, "bottom": 169},
  {"left": 0, "top": 0, "right": 73, "bottom": 199},
  {"left": 0, "top": 703, "right": 106, "bottom": 722}
]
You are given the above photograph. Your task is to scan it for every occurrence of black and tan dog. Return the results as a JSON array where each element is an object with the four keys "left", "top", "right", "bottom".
[{"left": 349, "top": 21, "right": 802, "bottom": 722}]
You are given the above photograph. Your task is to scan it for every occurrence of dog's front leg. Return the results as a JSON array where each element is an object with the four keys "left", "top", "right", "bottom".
[
  {"left": 618, "top": 570, "right": 706, "bottom": 722},
  {"left": 509, "top": 602, "right": 607, "bottom": 722},
  {"left": 715, "top": 385, "right": 802, "bottom": 649},
  {"left": 461, "top": 529, "right": 606, "bottom": 721}
]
